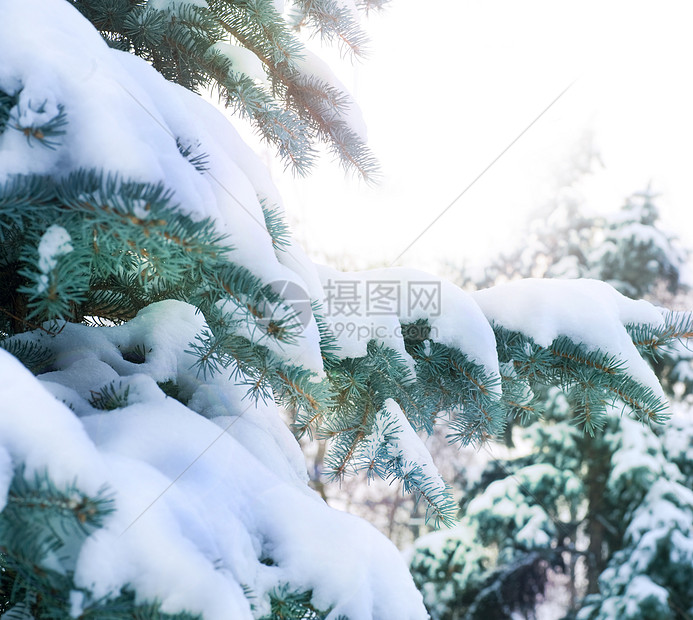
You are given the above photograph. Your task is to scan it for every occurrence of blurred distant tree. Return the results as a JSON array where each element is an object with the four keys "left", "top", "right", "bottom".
[{"left": 411, "top": 185, "right": 693, "bottom": 620}]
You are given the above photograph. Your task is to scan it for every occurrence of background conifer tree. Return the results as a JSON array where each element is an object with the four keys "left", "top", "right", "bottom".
[{"left": 410, "top": 178, "right": 693, "bottom": 620}]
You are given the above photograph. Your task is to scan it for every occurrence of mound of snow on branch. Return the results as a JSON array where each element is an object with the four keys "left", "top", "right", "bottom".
[{"left": 0, "top": 301, "right": 427, "bottom": 619}]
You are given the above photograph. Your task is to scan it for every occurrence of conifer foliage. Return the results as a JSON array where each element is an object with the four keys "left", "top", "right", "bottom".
[
  {"left": 67, "top": 0, "right": 381, "bottom": 178},
  {"left": 0, "top": 2, "right": 691, "bottom": 619},
  {"left": 411, "top": 187, "right": 693, "bottom": 619}
]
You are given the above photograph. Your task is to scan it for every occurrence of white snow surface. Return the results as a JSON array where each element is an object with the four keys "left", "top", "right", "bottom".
[
  {"left": 0, "top": 0, "right": 325, "bottom": 373},
  {"left": 210, "top": 42, "right": 268, "bottom": 84},
  {"left": 473, "top": 278, "right": 666, "bottom": 398},
  {"left": 317, "top": 265, "right": 501, "bottom": 383},
  {"left": 623, "top": 576, "right": 669, "bottom": 616},
  {"left": 37, "top": 224, "right": 72, "bottom": 273},
  {"left": 381, "top": 398, "right": 447, "bottom": 496},
  {"left": 607, "top": 416, "right": 677, "bottom": 489},
  {"left": 0, "top": 301, "right": 428, "bottom": 619},
  {"left": 465, "top": 463, "right": 564, "bottom": 548}
]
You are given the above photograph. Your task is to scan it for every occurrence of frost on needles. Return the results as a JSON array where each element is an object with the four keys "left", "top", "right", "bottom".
[{"left": 0, "top": 1, "right": 692, "bottom": 619}]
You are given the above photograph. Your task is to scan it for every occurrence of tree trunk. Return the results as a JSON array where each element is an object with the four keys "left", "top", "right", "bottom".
[{"left": 585, "top": 437, "right": 610, "bottom": 594}]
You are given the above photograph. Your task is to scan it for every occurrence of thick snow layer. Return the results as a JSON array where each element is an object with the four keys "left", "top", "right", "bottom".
[
  {"left": 624, "top": 478, "right": 693, "bottom": 542},
  {"left": 473, "top": 278, "right": 666, "bottom": 397},
  {"left": 0, "top": 0, "right": 325, "bottom": 373},
  {"left": 607, "top": 416, "right": 678, "bottom": 489},
  {"left": 0, "top": 302, "right": 428, "bottom": 619},
  {"left": 210, "top": 42, "right": 268, "bottom": 85},
  {"left": 381, "top": 398, "right": 448, "bottom": 496},
  {"left": 317, "top": 265, "right": 500, "bottom": 382}
]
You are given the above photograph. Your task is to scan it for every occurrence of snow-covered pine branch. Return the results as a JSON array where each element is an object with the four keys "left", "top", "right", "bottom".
[
  {"left": 0, "top": 1, "right": 691, "bottom": 619},
  {"left": 65, "top": 0, "right": 377, "bottom": 177}
]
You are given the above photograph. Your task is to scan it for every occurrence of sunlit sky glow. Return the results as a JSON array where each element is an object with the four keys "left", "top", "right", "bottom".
[{"left": 239, "top": 1, "right": 693, "bottom": 273}]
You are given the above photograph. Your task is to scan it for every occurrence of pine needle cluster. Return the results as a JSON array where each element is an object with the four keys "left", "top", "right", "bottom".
[{"left": 67, "top": 0, "right": 380, "bottom": 179}]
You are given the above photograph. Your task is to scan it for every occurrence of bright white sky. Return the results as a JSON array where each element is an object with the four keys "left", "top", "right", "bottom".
[{"left": 253, "top": 1, "right": 693, "bottom": 273}]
